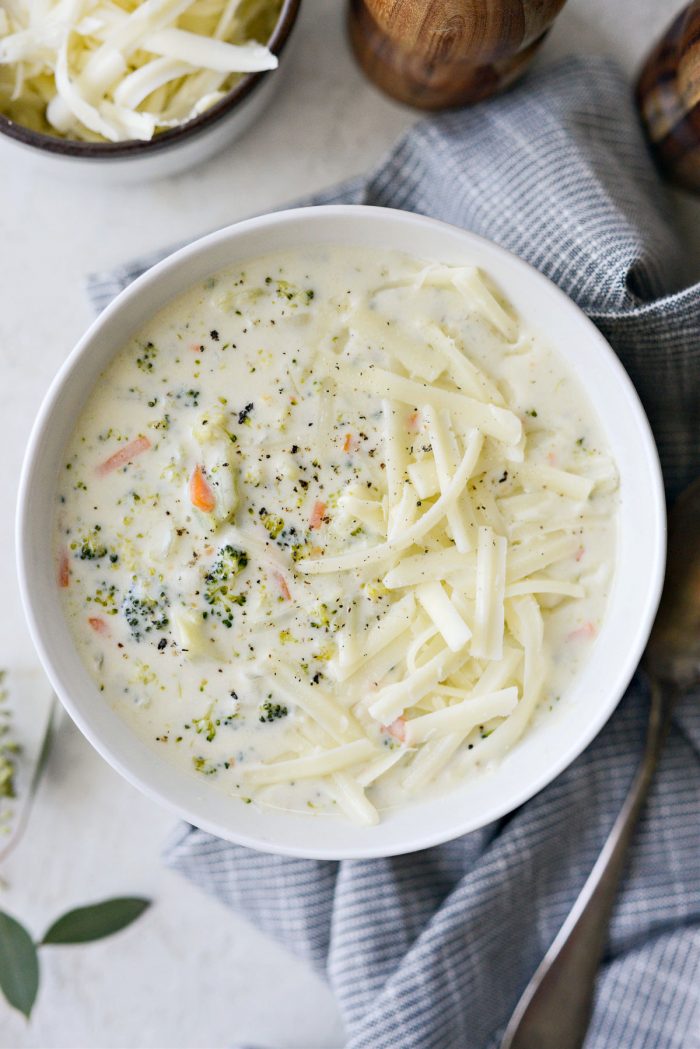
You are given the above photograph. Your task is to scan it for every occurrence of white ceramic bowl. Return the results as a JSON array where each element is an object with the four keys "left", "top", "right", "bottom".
[
  {"left": 17, "top": 206, "right": 666, "bottom": 859},
  {"left": 0, "top": 0, "right": 300, "bottom": 183}
]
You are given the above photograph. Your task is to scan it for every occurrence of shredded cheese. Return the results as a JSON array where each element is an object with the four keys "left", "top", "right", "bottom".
[
  {"left": 325, "top": 358, "right": 523, "bottom": 446},
  {"left": 416, "top": 581, "right": 471, "bottom": 652},
  {"left": 0, "top": 0, "right": 281, "bottom": 142}
]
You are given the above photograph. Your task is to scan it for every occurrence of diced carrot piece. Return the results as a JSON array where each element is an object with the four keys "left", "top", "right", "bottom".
[
  {"left": 273, "top": 571, "right": 292, "bottom": 601},
  {"left": 58, "top": 549, "right": 70, "bottom": 588},
  {"left": 342, "top": 433, "right": 355, "bottom": 453},
  {"left": 383, "top": 716, "right": 406, "bottom": 742},
  {"left": 189, "top": 465, "right": 216, "bottom": 513},
  {"left": 309, "top": 500, "right": 327, "bottom": 530},
  {"left": 88, "top": 616, "right": 109, "bottom": 636},
  {"left": 567, "top": 621, "right": 597, "bottom": 642},
  {"left": 97, "top": 436, "right": 151, "bottom": 476},
  {"left": 407, "top": 410, "right": 421, "bottom": 432}
]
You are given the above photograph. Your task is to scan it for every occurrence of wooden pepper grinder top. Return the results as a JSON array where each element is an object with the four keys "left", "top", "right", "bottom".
[
  {"left": 348, "top": 0, "right": 568, "bottom": 110},
  {"left": 636, "top": 2, "right": 700, "bottom": 194}
]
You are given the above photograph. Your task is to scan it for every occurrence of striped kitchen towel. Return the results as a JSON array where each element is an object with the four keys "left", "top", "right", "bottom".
[{"left": 88, "top": 57, "right": 700, "bottom": 1049}]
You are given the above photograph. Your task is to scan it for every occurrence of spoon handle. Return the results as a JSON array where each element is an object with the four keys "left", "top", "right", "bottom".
[{"left": 500, "top": 678, "right": 667, "bottom": 1049}]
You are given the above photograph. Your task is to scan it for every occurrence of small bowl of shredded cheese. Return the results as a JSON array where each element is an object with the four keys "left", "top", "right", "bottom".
[
  {"left": 17, "top": 206, "right": 666, "bottom": 859},
  {"left": 0, "top": 0, "right": 300, "bottom": 179}
]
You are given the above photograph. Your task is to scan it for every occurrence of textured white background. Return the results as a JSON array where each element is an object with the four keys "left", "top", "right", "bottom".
[{"left": 0, "top": 1, "right": 696, "bottom": 1046}]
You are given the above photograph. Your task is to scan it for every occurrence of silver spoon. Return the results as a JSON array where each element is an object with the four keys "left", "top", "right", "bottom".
[{"left": 500, "top": 477, "right": 700, "bottom": 1049}]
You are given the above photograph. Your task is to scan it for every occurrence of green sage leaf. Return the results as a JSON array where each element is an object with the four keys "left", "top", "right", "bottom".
[
  {"left": 0, "top": 910, "right": 39, "bottom": 1018},
  {"left": 41, "top": 897, "right": 150, "bottom": 946}
]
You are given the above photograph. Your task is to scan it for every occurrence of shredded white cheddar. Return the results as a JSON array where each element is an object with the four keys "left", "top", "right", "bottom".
[{"left": 0, "top": 0, "right": 281, "bottom": 142}]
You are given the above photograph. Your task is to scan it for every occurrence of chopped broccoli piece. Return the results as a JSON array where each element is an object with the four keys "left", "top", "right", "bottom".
[
  {"left": 259, "top": 508, "right": 284, "bottom": 538},
  {"left": 135, "top": 341, "right": 157, "bottom": 373},
  {"left": 192, "top": 756, "right": 217, "bottom": 776},
  {"left": 204, "top": 545, "right": 248, "bottom": 627},
  {"left": 122, "top": 587, "right": 170, "bottom": 641},
  {"left": 259, "top": 701, "right": 288, "bottom": 723},
  {"left": 74, "top": 526, "right": 109, "bottom": 561},
  {"left": 192, "top": 710, "right": 217, "bottom": 742}
]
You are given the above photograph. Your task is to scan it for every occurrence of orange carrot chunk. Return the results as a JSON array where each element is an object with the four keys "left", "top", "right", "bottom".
[
  {"left": 97, "top": 435, "right": 151, "bottom": 476},
  {"left": 189, "top": 465, "right": 216, "bottom": 513},
  {"left": 342, "top": 433, "right": 354, "bottom": 453},
  {"left": 309, "top": 500, "right": 327, "bottom": 530},
  {"left": 567, "top": 621, "right": 597, "bottom": 642},
  {"left": 58, "top": 550, "right": 70, "bottom": 588},
  {"left": 383, "top": 716, "right": 406, "bottom": 742},
  {"left": 407, "top": 410, "right": 421, "bottom": 432},
  {"left": 273, "top": 571, "right": 292, "bottom": 601},
  {"left": 88, "top": 616, "right": 110, "bottom": 636}
]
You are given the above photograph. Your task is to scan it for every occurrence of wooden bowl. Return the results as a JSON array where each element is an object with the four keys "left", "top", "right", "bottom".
[
  {"left": 636, "top": 1, "right": 700, "bottom": 194},
  {"left": 348, "top": 0, "right": 567, "bottom": 110}
]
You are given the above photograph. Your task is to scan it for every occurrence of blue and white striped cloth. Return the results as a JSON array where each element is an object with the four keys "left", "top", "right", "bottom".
[{"left": 89, "top": 57, "right": 700, "bottom": 1049}]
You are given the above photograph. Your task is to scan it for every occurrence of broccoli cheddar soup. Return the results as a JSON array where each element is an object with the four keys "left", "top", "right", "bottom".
[{"left": 56, "top": 247, "right": 618, "bottom": 825}]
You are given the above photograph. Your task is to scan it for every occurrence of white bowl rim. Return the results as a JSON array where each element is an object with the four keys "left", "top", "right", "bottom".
[{"left": 17, "top": 204, "right": 666, "bottom": 859}]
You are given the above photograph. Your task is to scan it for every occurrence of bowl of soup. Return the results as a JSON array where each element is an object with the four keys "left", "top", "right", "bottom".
[{"left": 16, "top": 205, "right": 665, "bottom": 858}]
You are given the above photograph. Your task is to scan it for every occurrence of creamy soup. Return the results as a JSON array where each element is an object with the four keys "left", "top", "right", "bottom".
[{"left": 56, "top": 247, "right": 618, "bottom": 825}]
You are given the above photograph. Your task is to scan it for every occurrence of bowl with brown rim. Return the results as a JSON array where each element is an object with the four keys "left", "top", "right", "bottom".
[{"left": 0, "top": 0, "right": 301, "bottom": 182}]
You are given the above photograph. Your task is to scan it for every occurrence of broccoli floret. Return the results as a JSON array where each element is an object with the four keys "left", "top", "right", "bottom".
[
  {"left": 204, "top": 545, "right": 248, "bottom": 627},
  {"left": 259, "top": 700, "right": 288, "bottom": 723},
  {"left": 122, "top": 587, "right": 170, "bottom": 641},
  {"left": 192, "top": 756, "right": 217, "bottom": 776},
  {"left": 74, "top": 526, "right": 109, "bottom": 561},
  {"left": 135, "top": 341, "right": 157, "bottom": 373},
  {"left": 192, "top": 710, "right": 217, "bottom": 742},
  {"left": 259, "top": 507, "right": 285, "bottom": 539}
]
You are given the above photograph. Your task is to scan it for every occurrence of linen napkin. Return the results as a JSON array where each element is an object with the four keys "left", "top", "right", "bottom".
[{"left": 88, "top": 57, "right": 700, "bottom": 1049}]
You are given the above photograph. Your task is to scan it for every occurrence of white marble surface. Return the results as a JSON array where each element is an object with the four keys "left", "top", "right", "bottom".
[{"left": 0, "top": 1, "right": 695, "bottom": 1045}]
